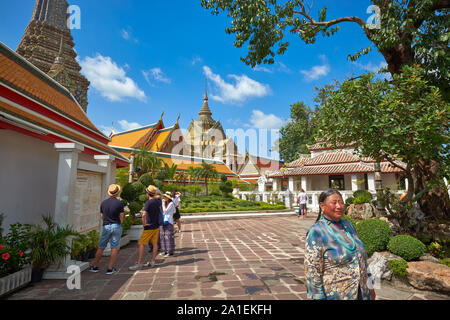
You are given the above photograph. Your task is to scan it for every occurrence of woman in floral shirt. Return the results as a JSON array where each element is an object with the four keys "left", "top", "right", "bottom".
[{"left": 305, "top": 189, "right": 376, "bottom": 300}]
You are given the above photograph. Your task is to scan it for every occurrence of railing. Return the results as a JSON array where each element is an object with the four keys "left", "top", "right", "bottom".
[{"left": 233, "top": 189, "right": 404, "bottom": 211}]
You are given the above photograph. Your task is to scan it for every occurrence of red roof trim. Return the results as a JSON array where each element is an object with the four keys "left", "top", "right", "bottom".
[{"left": 0, "top": 84, "right": 109, "bottom": 145}]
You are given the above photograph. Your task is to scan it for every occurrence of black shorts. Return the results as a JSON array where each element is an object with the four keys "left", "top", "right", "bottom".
[{"left": 174, "top": 208, "right": 181, "bottom": 220}]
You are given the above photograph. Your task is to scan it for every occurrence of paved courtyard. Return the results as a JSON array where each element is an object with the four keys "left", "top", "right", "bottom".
[{"left": 5, "top": 215, "right": 449, "bottom": 300}]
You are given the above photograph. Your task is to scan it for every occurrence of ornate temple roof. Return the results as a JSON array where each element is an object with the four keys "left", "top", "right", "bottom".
[
  {"left": 268, "top": 149, "right": 406, "bottom": 178},
  {"left": 0, "top": 41, "right": 128, "bottom": 167}
]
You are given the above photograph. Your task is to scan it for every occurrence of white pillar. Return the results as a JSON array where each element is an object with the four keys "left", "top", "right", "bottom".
[
  {"left": 351, "top": 174, "right": 358, "bottom": 191},
  {"left": 54, "top": 143, "right": 84, "bottom": 228},
  {"left": 368, "top": 173, "right": 376, "bottom": 192},
  {"left": 301, "top": 176, "right": 307, "bottom": 191},
  {"left": 288, "top": 177, "right": 295, "bottom": 192},
  {"left": 95, "top": 155, "right": 116, "bottom": 200},
  {"left": 129, "top": 153, "right": 135, "bottom": 183},
  {"left": 273, "top": 179, "right": 278, "bottom": 191},
  {"left": 404, "top": 178, "right": 409, "bottom": 191}
]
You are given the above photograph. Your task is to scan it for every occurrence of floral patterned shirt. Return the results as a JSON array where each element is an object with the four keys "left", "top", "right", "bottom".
[{"left": 305, "top": 217, "right": 373, "bottom": 300}]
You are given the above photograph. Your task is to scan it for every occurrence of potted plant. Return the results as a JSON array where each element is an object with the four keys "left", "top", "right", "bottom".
[
  {"left": 86, "top": 231, "right": 100, "bottom": 259},
  {"left": 0, "top": 222, "right": 33, "bottom": 297},
  {"left": 29, "top": 215, "right": 77, "bottom": 283}
]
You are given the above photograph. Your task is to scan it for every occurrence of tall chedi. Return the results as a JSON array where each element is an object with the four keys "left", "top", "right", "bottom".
[{"left": 17, "top": 0, "right": 90, "bottom": 112}]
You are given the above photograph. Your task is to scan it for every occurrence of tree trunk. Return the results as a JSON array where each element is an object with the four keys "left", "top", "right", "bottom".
[{"left": 413, "top": 159, "right": 450, "bottom": 219}]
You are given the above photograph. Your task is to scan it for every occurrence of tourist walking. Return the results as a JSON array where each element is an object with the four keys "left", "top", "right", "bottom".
[
  {"left": 160, "top": 191, "right": 176, "bottom": 256},
  {"left": 173, "top": 191, "right": 182, "bottom": 232},
  {"left": 304, "top": 189, "right": 376, "bottom": 300},
  {"left": 129, "top": 185, "right": 162, "bottom": 270},
  {"left": 297, "top": 189, "right": 308, "bottom": 219},
  {"left": 89, "top": 184, "right": 124, "bottom": 275}
]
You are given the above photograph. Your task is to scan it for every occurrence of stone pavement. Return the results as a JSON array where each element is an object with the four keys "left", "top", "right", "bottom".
[{"left": 5, "top": 214, "right": 449, "bottom": 300}]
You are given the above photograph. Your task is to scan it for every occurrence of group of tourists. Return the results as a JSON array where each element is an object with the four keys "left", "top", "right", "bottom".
[
  {"left": 90, "top": 182, "right": 376, "bottom": 300},
  {"left": 89, "top": 184, "right": 182, "bottom": 274}
]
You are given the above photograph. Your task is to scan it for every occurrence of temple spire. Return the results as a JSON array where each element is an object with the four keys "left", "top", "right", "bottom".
[
  {"left": 199, "top": 79, "right": 212, "bottom": 118},
  {"left": 17, "top": 0, "right": 90, "bottom": 112}
]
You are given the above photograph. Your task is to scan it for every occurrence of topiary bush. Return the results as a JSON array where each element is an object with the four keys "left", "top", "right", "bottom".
[
  {"left": 353, "top": 190, "right": 373, "bottom": 200},
  {"left": 138, "top": 173, "right": 154, "bottom": 188},
  {"left": 353, "top": 194, "right": 373, "bottom": 204},
  {"left": 128, "top": 201, "right": 143, "bottom": 215},
  {"left": 389, "top": 259, "right": 408, "bottom": 277},
  {"left": 387, "top": 235, "right": 426, "bottom": 261},
  {"left": 355, "top": 218, "right": 392, "bottom": 256},
  {"left": 345, "top": 197, "right": 354, "bottom": 206}
]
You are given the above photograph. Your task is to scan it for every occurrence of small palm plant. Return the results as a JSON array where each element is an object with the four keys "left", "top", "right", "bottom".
[{"left": 30, "top": 215, "right": 78, "bottom": 272}]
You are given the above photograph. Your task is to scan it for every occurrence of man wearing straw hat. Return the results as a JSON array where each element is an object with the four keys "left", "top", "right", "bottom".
[
  {"left": 89, "top": 184, "right": 124, "bottom": 275},
  {"left": 129, "top": 185, "right": 162, "bottom": 270}
]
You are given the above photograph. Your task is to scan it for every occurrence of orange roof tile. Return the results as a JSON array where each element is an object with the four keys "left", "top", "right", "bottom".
[
  {"left": 0, "top": 43, "right": 102, "bottom": 135},
  {"left": 110, "top": 125, "right": 157, "bottom": 149}
]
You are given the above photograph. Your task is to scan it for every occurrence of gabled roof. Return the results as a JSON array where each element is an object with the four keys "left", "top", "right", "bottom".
[
  {"left": 109, "top": 123, "right": 159, "bottom": 149},
  {"left": 268, "top": 150, "right": 406, "bottom": 178},
  {"left": 109, "top": 146, "right": 238, "bottom": 177}
]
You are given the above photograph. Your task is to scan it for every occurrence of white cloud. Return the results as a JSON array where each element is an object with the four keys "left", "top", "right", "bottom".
[
  {"left": 203, "top": 66, "right": 271, "bottom": 104},
  {"left": 252, "top": 62, "right": 292, "bottom": 74},
  {"left": 300, "top": 55, "right": 330, "bottom": 81},
  {"left": 249, "top": 110, "right": 285, "bottom": 130},
  {"left": 142, "top": 68, "right": 171, "bottom": 86},
  {"left": 79, "top": 54, "right": 147, "bottom": 102},
  {"left": 355, "top": 61, "right": 388, "bottom": 73},
  {"left": 117, "top": 120, "right": 143, "bottom": 131},
  {"left": 191, "top": 56, "right": 203, "bottom": 66},
  {"left": 121, "top": 27, "right": 139, "bottom": 43},
  {"left": 121, "top": 29, "right": 130, "bottom": 40}
]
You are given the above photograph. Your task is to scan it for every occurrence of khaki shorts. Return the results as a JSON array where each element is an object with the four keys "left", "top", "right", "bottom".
[{"left": 138, "top": 229, "right": 159, "bottom": 245}]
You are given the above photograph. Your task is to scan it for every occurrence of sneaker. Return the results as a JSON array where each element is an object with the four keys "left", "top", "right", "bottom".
[
  {"left": 144, "top": 261, "right": 156, "bottom": 268},
  {"left": 89, "top": 266, "right": 99, "bottom": 273},
  {"left": 159, "top": 252, "right": 165, "bottom": 256},
  {"left": 106, "top": 268, "right": 117, "bottom": 275},
  {"left": 164, "top": 253, "right": 171, "bottom": 257},
  {"left": 128, "top": 263, "right": 144, "bottom": 271}
]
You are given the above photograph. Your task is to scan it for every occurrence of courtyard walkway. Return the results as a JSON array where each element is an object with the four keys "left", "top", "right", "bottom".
[{"left": 5, "top": 214, "right": 449, "bottom": 300}]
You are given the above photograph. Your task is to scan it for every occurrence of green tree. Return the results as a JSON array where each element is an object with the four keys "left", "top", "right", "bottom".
[
  {"left": 201, "top": 0, "right": 450, "bottom": 221},
  {"left": 163, "top": 162, "right": 178, "bottom": 181},
  {"left": 197, "top": 163, "right": 219, "bottom": 196},
  {"left": 278, "top": 102, "right": 316, "bottom": 162},
  {"left": 201, "top": 0, "right": 449, "bottom": 95},
  {"left": 187, "top": 166, "right": 201, "bottom": 183},
  {"left": 132, "top": 147, "right": 162, "bottom": 178},
  {"left": 219, "top": 174, "right": 234, "bottom": 197},
  {"left": 315, "top": 65, "right": 449, "bottom": 219}
]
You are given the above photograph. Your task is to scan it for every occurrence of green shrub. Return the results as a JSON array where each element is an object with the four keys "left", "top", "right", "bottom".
[
  {"left": 387, "top": 235, "right": 426, "bottom": 261},
  {"left": 138, "top": 194, "right": 148, "bottom": 203},
  {"left": 138, "top": 173, "right": 154, "bottom": 188},
  {"left": 355, "top": 219, "right": 392, "bottom": 256},
  {"left": 345, "top": 197, "right": 354, "bottom": 206},
  {"left": 128, "top": 201, "right": 143, "bottom": 215},
  {"left": 389, "top": 259, "right": 408, "bottom": 277},
  {"left": 120, "top": 183, "right": 137, "bottom": 203},
  {"left": 428, "top": 241, "right": 446, "bottom": 259},
  {"left": 353, "top": 194, "right": 373, "bottom": 204},
  {"left": 439, "top": 258, "right": 450, "bottom": 268},
  {"left": 353, "top": 190, "right": 373, "bottom": 200},
  {"left": 131, "top": 181, "right": 145, "bottom": 194}
]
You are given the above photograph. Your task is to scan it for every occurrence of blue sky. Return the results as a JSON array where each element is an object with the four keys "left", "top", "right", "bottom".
[{"left": 0, "top": 0, "right": 387, "bottom": 160}]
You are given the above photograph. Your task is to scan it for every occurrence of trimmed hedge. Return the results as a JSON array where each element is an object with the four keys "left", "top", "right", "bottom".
[
  {"left": 387, "top": 235, "right": 426, "bottom": 261},
  {"left": 342, "top": 215, "right": 357, "bottom": 228},
  {"left": 355, "top": 219, "right": 392, "bottom": 256}
]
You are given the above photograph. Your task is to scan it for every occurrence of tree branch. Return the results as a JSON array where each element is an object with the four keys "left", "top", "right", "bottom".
[{"left": 293, "top": 2, "right": 366, "bottom": 33}]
